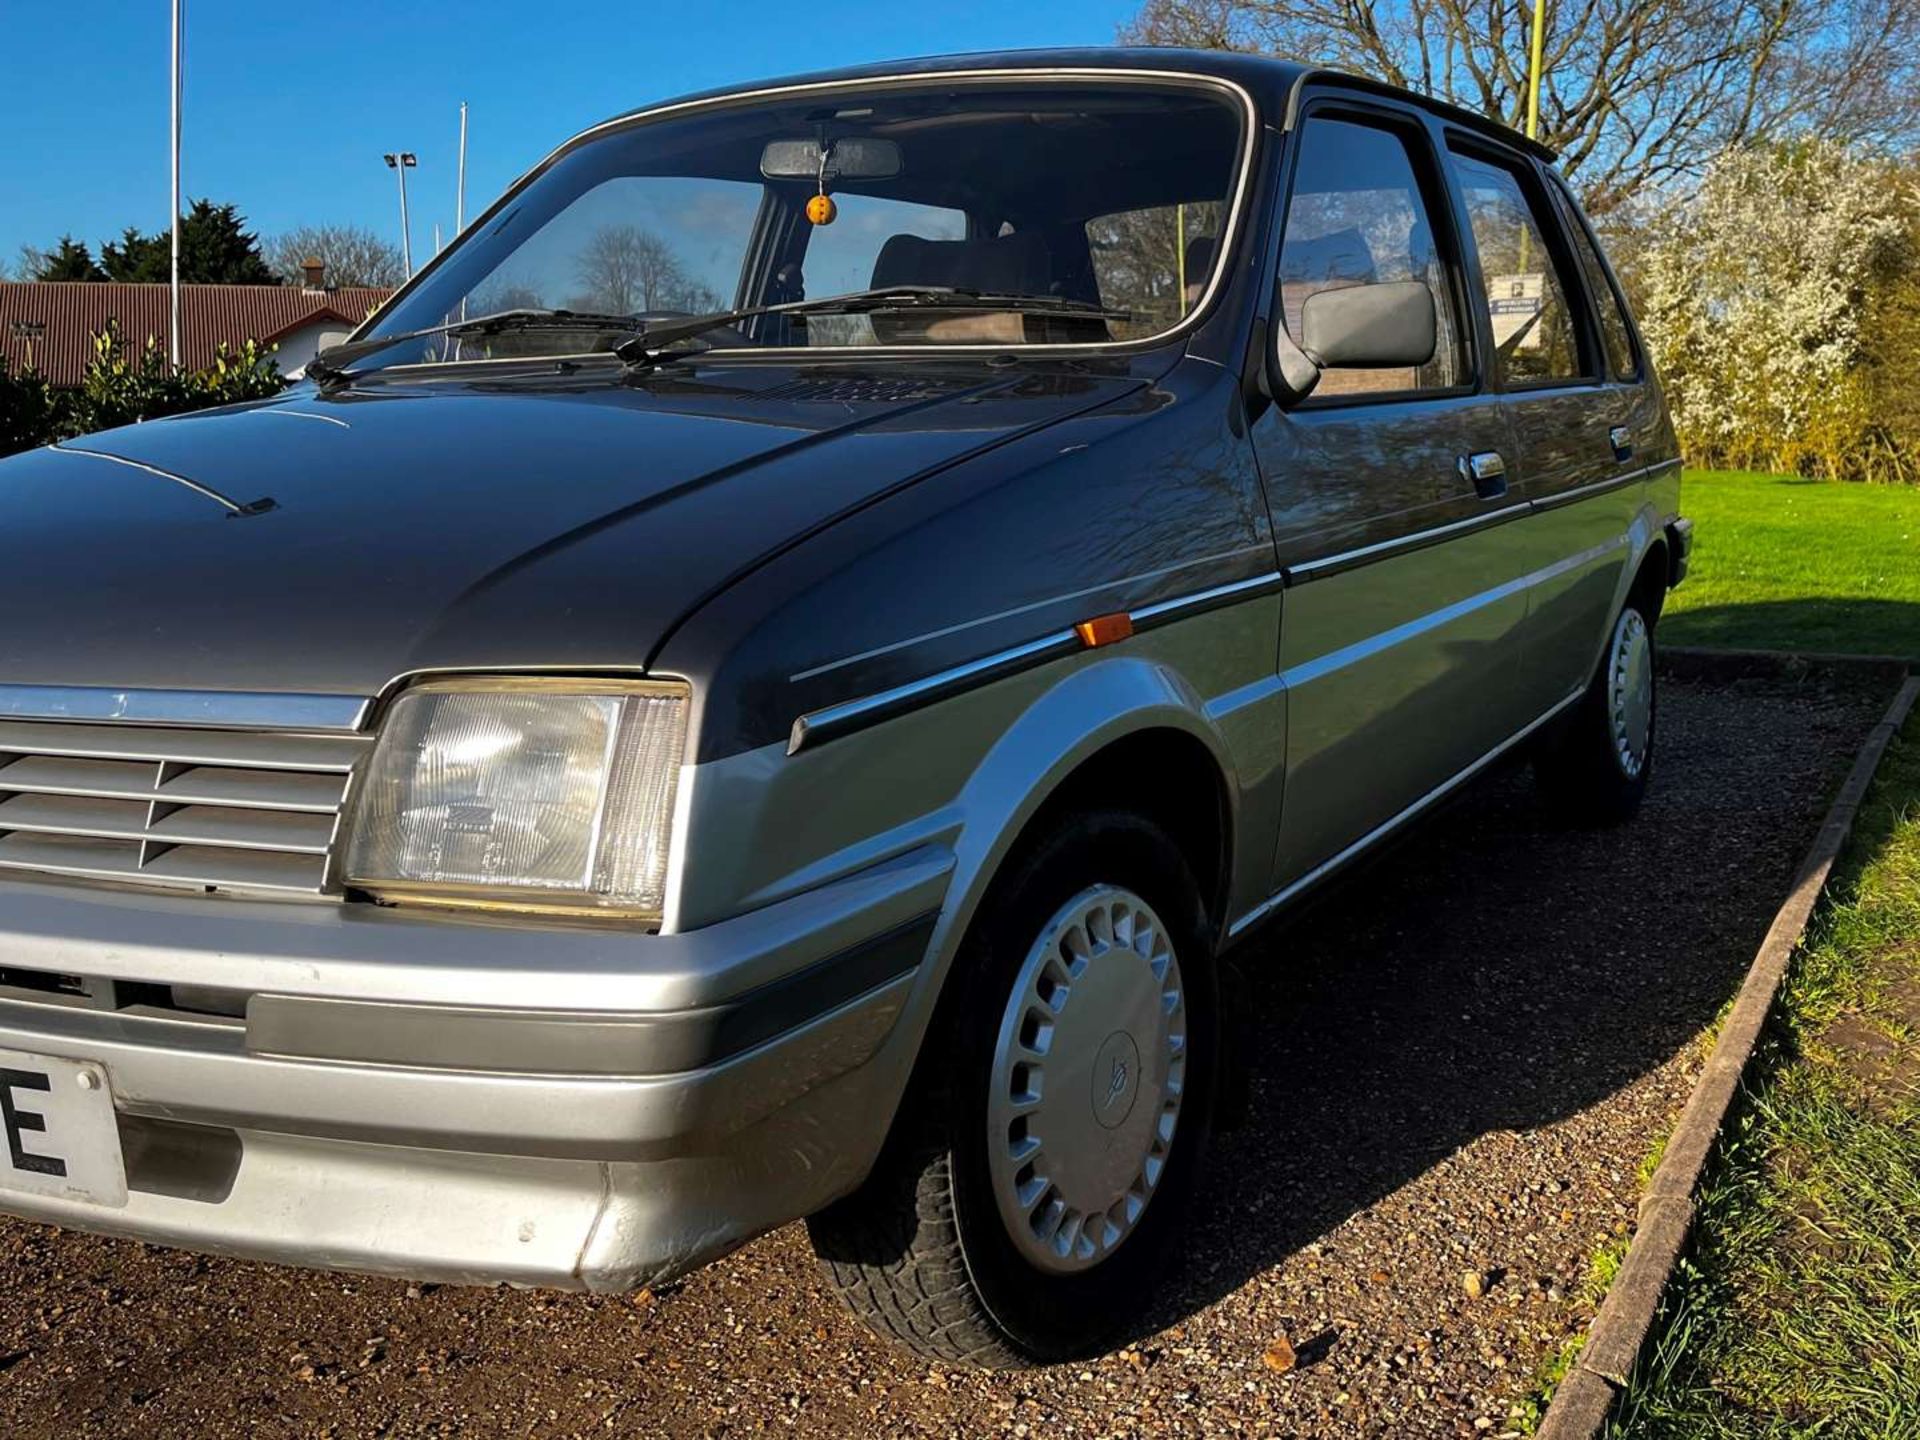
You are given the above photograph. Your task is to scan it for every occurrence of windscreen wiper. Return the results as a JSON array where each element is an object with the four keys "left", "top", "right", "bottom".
[
  {"left": 307, "top": 308, "right": 647, "bottom": 389},
  {"left": 615, "top": 287, "right": 1132, "bottom": 370},
  {"left": 311, "top": 289, "right": 1135, "bottom": 387},
  {"left": 308, "top": 294, "right": 958, "bottom": 386}
]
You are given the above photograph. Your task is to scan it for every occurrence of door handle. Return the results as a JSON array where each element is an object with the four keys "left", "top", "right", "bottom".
[
  {"left": 1458, "top": 450, "right": 1508, "bottom": 500},
  {"left": 1609, "top": 425, "right": 1634, "bottom": 462}
]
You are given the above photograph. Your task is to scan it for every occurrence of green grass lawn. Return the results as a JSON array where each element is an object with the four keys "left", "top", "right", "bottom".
[
  {"left": 1609, "top": 712, "right": 1920, "bottom": 1437},
  {"left": 1662, "top": 471, "right": 1920, "bottom": 658}
]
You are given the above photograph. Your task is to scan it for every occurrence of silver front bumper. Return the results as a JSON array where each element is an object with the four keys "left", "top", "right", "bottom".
[{"left": 0, "top": 849, "right": 949, "bottom": 1290}]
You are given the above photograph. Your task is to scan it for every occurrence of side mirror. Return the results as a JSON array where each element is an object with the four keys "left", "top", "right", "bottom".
[{"left": 1298, "top": 281, "right": 1436, "bottom": 369}]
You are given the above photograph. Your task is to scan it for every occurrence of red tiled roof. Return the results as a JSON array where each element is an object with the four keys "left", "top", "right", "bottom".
[{"left": 0, "top": 281, "right": 395, "bottom": 387}]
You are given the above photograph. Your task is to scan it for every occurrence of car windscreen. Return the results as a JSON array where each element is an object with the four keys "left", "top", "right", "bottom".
[{"left": 357, "top": 77, "right": 1248, "bottom": 366}]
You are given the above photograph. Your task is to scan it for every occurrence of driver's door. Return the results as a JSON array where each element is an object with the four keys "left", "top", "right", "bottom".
[{"left": 1250, "top": 100, "right": 1532, "bottom": 887}]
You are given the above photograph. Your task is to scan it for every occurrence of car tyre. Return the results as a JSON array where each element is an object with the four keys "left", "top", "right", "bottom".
[
  {"left": 807, "top": 809, "right": 1221, "bottom": 1368},
  {"left": 1535, "top": 595, "right": 1658, "bottom": 825}
]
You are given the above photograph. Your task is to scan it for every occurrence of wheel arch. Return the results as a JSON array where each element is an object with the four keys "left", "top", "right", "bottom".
[
  {"left": 944, "top": 656, "right": 1242, "bottom": 949},
  {"left": 1586, "top": 506, "right": 1670, "bottom": 680},
  {"left": 1016, "top": 726, "right": 1233, "bottom": 935},
  {"left": 1629, "top": 535, "right": 1670, "bottom": 625}
]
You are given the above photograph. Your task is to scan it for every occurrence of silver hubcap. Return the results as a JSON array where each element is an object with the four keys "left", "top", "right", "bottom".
[
  {"left": 986, "top": 884, "right": 1186, "bottom": 1274},
  {"left": 1608, "top": 607, "right": 1653, "bottom": 779}
]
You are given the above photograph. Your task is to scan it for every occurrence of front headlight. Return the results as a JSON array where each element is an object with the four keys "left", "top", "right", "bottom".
[{"left": 344, "top": 678, "right": 689, "bottom": 920}]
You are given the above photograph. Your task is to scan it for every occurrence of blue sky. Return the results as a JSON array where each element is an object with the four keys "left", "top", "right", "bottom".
[{"left": 0, "top": 0, "right": 1143, "bottom": 272}]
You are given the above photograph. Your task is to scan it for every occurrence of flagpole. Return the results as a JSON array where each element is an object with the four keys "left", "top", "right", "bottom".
[
  {"left": 169, "top": 0, "right": 184, "bottom": 369},
  {"left": 1525, "top": 0, "right": 1547, "bottom": 140},
  {"left": 456, "top": 101, "right": 468, "bottom": 238},
  {"left": 455, "top": 103, "right": 469, "bottom": 325}
]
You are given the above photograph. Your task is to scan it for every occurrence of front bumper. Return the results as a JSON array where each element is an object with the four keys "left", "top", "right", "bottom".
[{"left": 0, "top": 849, "right": 949, "bottom": 1291}]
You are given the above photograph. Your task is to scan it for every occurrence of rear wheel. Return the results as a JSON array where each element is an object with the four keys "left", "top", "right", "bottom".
[
  {"left": 1535, "top": 597, "right": 1657, "bottom": 824},
  {"left": 807, "top": 811, "right": 1219, "bottom": 1367}
]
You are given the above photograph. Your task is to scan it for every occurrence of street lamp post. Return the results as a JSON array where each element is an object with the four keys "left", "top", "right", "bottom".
[{"left": 384, "top": 151, "right": 418, "bottom": 278}]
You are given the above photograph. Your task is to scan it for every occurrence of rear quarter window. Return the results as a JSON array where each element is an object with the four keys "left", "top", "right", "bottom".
[
  {"left": 1448, "top": 148, "right": 1586, "bottom": 387},
  {"left": 1550, "top": 183, "right": 1640, "bottom": 382}
]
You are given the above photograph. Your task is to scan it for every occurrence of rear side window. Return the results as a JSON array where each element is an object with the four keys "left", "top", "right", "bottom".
[
  {"left": 1278, "top": 115, "right": 1467, "bottom": 398},
  {"left": 1550, "top": 184, "right": 1639, "bottom": 381},
  {"left": 1448, "top": 149, "right": 1585, "bottom": 387}
]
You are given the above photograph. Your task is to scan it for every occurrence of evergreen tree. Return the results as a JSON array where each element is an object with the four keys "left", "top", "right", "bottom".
[
  {"left": 98, "top": 201, "right": 279, "bottom": 285},
  {"left": 31, "top": 236, "right": 106, "bottom": 281}
]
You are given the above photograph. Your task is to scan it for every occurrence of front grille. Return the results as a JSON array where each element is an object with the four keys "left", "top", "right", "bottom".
[{"left": 0, "top": 720, "right": 371, "bottom": 898}]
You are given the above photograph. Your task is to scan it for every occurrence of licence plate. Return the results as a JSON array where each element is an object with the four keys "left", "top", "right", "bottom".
[{"left": 0, "top": 1049, "right": 127, "bottom": 1207}]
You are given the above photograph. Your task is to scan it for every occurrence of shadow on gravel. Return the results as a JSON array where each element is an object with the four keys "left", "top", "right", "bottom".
[{"left": 1121, "top": 664, "right": 1896, "bottom": 1347}]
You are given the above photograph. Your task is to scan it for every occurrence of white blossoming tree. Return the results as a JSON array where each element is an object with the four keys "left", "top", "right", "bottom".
[{"left": 1633, "top": 142, "right": 1917, "bottom": 478}]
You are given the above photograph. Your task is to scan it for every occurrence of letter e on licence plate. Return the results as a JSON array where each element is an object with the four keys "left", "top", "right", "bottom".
[{"left": 0, "top": 1048, "right": 127, "bottom": 1207}]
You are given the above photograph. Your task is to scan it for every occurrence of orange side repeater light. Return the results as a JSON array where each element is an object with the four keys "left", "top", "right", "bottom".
[{"left": 1075, "top": 612, "right": 1134, "bottom": 649}]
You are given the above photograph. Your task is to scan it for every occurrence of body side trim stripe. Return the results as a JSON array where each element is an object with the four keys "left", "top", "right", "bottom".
[
  {"left": 1281, "top": 457, "right": 1676, "bottom": 584},
  {"left": 789, "top": 630, "right": 1082, "bottom": 754},
  {"left": 788, "top": 544, "right": 1273, "bottom": 683},
  {"left": 1225, "top": 687, "right": 1586, "bottom": 940},
  {"left": 1131, "top": 570, "right": 1287, "bottom": 628},
  {"left": 787, "top": 500, "right": 1648, "bottom": 754},
  {"left": 787, "top": 571, "right": 1285, "bottom": 753},
  {"left": 1529, "top": 459, "right": 1668, "bottom": 511},
  {"left": 1280, "top": 533, "right": 1625, "bottom": 690},
  {"left": 1280, "top": 573, "right": 1529, "bottom": 690},
  {"left": 1284, "top": 501, "right": 1530, "bottom": 584}
]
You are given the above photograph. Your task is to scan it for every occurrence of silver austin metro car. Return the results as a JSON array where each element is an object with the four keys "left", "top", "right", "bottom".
[{"left": 0, "top": 49, "right": 1686, "bottom": 1364}]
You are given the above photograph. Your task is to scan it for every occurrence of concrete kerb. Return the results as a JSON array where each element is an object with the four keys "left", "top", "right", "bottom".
[{"left": 1535, "top": 665, "right": 1920, "bottom": 1439}]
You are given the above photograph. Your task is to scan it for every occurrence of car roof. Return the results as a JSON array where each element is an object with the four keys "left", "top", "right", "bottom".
[{"left": 588, "top": 48, "right": 1555, "bottom": 164}]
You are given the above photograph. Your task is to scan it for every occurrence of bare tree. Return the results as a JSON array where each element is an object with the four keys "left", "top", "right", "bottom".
[
  {"left": 267, "top": 224, "right": 405, "bottom": 288},
  {"left": 1089, "top": 201, "right": 1226, "bottom": 337},
  {"left": 469, "top": 278, "right": 549, "bottom": 314},
  {"left": 11, "top": 244, "right": 51, "bottom": 281},
  {"left": 574, "top": 225, "right": 720, "bottom": 313},
  {"left": 1127, "top": 0, "right": 1920, "bottom": 212}
]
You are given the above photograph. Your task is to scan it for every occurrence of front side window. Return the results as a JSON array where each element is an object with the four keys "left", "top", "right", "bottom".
[
  {"left": 1278, "top": 115, "right": 1467, "bottom": 399},
  {"left": 355, "top": 79, "right": 1247, "bottom": 369},
  {"left": 1449, "top": 150, "right": 1585, "bottom": 387}
]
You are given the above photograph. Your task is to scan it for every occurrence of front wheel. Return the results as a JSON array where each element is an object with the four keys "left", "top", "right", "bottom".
[
  {"left": 1535, "top": 597, "right": 1657, "bottom": 824},
  {"left": 807, "top": 811, "right": 1220, "bottom": 1367}
]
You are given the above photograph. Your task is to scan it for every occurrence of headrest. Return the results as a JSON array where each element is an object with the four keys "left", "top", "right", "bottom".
[
  {"left": 1280, "top": 226, "right": 1377, "bottom": 285},
  {"left": 1183, "top": 235, "right": 1217, "bottom": 288},
  {"left": 870, "top": 231, "right": 1054, "bottom": 296}
]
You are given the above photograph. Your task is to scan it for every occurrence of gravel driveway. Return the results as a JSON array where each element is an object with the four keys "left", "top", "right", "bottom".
[{"left": 0, "top": 665, "right": 1893, "bottom": 1439}]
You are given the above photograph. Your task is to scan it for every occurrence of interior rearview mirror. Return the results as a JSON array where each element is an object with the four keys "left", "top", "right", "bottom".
[{"left": 761, "top": 137, "right": 903, "bottom": 181}]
